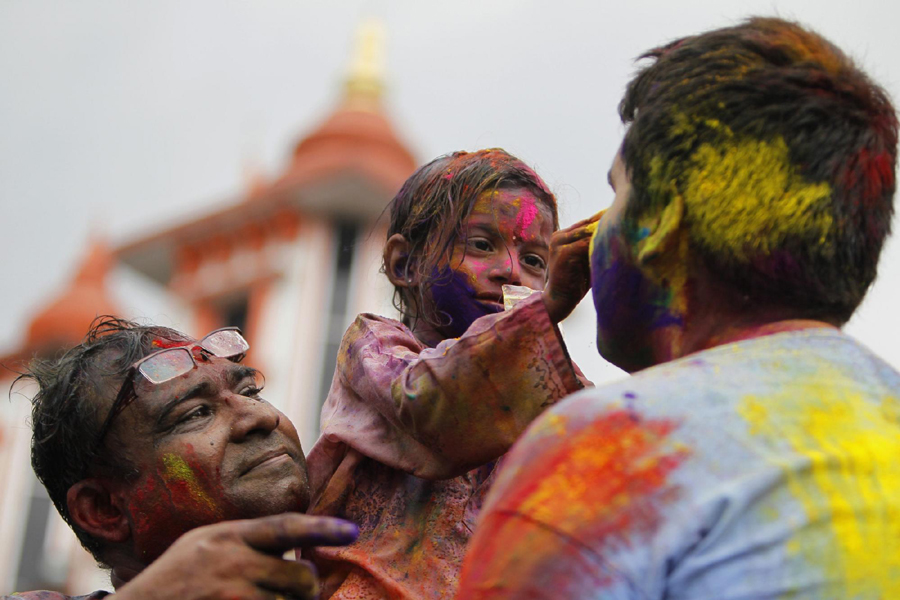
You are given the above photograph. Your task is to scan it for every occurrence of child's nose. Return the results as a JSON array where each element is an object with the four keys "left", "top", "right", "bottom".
[{"left": 489, "top": 252, "right": 522, "bottom": 285}]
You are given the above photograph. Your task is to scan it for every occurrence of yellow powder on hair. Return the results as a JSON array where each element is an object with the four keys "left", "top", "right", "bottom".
[
  {"left": 657, "top": 136, "right": 833, "bottom": 261},
  {"left": 738, "top": 382, "right": 900, "bottom": 597}
]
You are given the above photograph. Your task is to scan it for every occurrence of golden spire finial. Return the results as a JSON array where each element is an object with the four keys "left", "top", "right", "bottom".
[{"left": 344, "top": 18, "right": 385, "bottom": 106}]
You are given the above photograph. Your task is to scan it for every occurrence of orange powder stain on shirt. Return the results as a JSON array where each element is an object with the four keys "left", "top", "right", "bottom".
[
  {"left": 512, "top": 410, "right": 688, "bottom": 537},
  {"left": 469, "top": 409, "right": 690, "bottom": 587},
  {"left": 460, "top": 410, "right": 689, "bottom": 595}
]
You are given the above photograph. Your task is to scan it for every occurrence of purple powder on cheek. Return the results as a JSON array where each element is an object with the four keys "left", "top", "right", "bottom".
[
  {"left": 429, "top": 267, "right": 501, "bottom": 339},
  {"left": 591, "top": 230, "right": 683, "bottom": 360}
]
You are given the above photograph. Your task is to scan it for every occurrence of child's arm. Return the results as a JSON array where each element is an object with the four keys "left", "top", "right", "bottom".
[
  {"left": 392, "top": 294, "right": 584, "bottom": 477},
  {"left": 323, "top": 295, "right": 582, "bottom": 480},
  {"left": 320, "top": 216, "right": 598, "bottom": 480}
]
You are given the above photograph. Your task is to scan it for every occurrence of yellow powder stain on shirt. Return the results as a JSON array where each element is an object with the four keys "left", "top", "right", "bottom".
[
  {"left": 662, "top": 136, "right": 833, "bottom": 261},
  {"left": 738, "top": 383, "right": 900, "bottom": 597},
  {"left": 531, "top": 412, "right": 569, "bottom": 438}
]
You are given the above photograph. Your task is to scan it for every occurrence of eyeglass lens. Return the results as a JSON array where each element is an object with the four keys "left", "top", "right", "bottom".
[
  {"left": 201, "top": 330, "right": 249, "bottom": 357},
  {"left": 138, "top": 349, "right": 195, "bottom": 384}
]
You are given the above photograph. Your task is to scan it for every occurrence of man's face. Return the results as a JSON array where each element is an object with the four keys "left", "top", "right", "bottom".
[
  {"left": 590, "top": 151, "right": 685, "bottom": 372},
  {"left": 100, "top": 345, "right": 309, "bottom": 562}
]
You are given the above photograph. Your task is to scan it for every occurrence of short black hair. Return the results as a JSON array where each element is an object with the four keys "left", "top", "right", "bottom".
[
  {"left": 17, "top": 316, "right": 191, "bottom": 561},
  {"left": 620, "top": 17, "right": 898, "bottom": 323},
  {"left": 385, "top": 148, "right": 559, "bottom": 328}
]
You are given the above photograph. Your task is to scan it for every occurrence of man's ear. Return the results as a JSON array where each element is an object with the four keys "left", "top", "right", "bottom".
[
  {"left": 67, "top": 479, "right": 131, "bottom": 544},
  {"left": 384, "top": 234, "right": 416, "bottom": 288},
  {"left": 636, "top": 194, "right": 686, "bottom": 265}
]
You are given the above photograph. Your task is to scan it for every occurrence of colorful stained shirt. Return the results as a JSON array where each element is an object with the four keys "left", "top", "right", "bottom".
[
  {"left": 458, "top": 327, "right": 900, "bottom": 599},
  {"left": 306, "top": 293, "right": 586, "bottom": 599}
]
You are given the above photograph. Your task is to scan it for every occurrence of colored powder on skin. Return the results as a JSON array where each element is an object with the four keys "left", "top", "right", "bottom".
[
  {"left": 504, "top": 409, "right": 689, "bottom": 542},
  {"left": 429, "top": 267, "right": 501, "bottom": 339},
  {"left": 515, "top": 199, "right": 539, "bottom": 238},
  {"left": 151, "top": 337, "right": 189, "bottom": 349},
  {"left": 591, "top": 216, "right": 687, "bottom": 368},
  {"left": 588, "top": 216, "right": 601, "bottom": 272},
  {"left": 594, "top": 257, "right": 683, "bottom": 333},
  {"left": 738, "top": 383, "right": 900, "bottom": 596},
  {"left": 129, "top": 475, "right": 159, "bottom": 537},
  {"left": 667, "top": 135, "right": 834, "bottom": 261},
  {"left": 161, "top": 453, "right": 224, "bottom": 518}
]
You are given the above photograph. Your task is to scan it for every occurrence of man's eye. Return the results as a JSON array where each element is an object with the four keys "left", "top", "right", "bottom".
[
  {"left": 523, "top": 254, "right": 547, "bottom": 270},
  {"left": 181, "top": 405, "right": 212, "bottom": 423},
  {"left": 241, "top": 385, "right": 264, "bottom": 399}
]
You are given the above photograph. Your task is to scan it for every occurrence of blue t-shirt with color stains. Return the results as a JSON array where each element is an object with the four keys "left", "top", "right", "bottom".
[{"left": 459, "top": 328, "right": 900, "bottom": 599}]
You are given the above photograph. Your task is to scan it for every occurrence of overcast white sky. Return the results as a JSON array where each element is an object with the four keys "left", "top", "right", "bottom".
[{"left": 1, "top": 0, "right": 898, "bottom": 385}]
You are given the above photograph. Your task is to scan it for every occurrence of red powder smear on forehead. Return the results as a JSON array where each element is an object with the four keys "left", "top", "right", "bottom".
[
  {"left": 151, "top": 337, "right": 191, "bottom": 349},
  {"left": 495, "top": 410, "right": 688, "bottom": 549},
  {"left": 515, "top": 200, "right": 539, "bottom": 236}
]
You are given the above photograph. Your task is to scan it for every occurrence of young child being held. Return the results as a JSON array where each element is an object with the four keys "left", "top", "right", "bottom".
[{"left": 306, "top": 149, "right": 598, "bottom": 599}]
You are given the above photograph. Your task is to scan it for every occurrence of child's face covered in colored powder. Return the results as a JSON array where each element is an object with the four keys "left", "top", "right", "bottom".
[
  {"left": 102, "top": 347, "right": 309, "bottom": 563},
  {"left": 428, "top": 187, "right": 554, "bottom": 339}
]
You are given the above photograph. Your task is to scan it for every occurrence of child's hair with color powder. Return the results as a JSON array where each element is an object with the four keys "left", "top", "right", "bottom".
[
  {"left": 620, "top": 16, "right": 898, "bottom": 324},
  {"left": 384, "top": 148, "right": 559, "bottom": 327}
]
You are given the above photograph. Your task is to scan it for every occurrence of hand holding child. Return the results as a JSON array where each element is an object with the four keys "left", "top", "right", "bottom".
[{"left": 542, "top": 210, "right": 605, "bottom": 324}]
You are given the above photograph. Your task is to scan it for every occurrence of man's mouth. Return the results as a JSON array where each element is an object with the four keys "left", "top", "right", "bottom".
[{"left": 240, "top": 447, "right": 294, "bottom": 476}]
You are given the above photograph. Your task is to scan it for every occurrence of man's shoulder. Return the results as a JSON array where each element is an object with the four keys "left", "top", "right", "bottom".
[{"left": 4, "top": 592, "right": 110, "bottom": 600}]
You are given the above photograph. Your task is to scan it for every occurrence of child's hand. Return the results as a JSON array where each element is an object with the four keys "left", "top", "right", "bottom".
[{"left": 542, "top": 210, "right": 605, "bottom": 324}]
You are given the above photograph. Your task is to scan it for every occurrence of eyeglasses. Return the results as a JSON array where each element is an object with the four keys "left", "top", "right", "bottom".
[
  {"left": 95, "top": 327, "right": 250, "bottom": 446},
  {"left": 130, "top": 327, "right": 249, "bottom": 384}
]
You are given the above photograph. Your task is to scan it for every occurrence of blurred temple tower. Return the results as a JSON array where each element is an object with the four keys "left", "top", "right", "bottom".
[{"left": 0, "top": 19, "right": 416, "bottom": 593}]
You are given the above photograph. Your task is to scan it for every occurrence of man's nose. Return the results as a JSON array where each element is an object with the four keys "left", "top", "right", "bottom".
[
  {"left": 488, "top": 249, "right": 522, "bottom": 286},
  {"left": 229, "top": 394, "right": 281, "bottom": 440}
]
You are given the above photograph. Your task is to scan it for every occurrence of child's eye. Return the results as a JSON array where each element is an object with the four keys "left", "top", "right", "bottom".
[
  {"left": 467, "top": 238, "right": 493, "bottom": 253},
  {"left": 523, "top": 254, "right": 547, "bottom": 270}
]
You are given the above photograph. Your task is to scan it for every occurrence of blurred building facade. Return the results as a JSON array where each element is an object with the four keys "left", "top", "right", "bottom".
[{"left": 0, "top": 21, "right": 416, "bottom": 593}]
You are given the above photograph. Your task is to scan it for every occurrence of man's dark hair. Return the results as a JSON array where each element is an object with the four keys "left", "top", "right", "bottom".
[
  {"left": 619, "top": 17, "right": 898, "bottom": 324},
  {"left": 17, "top": 316, "right": 191, "bottom": 561},
  {"left": 384, "top": 148, "right": 559, "bottom": 328}
]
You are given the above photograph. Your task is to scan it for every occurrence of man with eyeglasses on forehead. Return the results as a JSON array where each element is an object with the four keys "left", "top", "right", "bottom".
[{"left": 6, "top": 317, "right": 358, "bottom": 600}]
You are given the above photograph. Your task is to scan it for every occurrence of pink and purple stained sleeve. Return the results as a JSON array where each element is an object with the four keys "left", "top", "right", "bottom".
[{"left": 314, "top": 293, "right": 585, "bottom": 481}]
